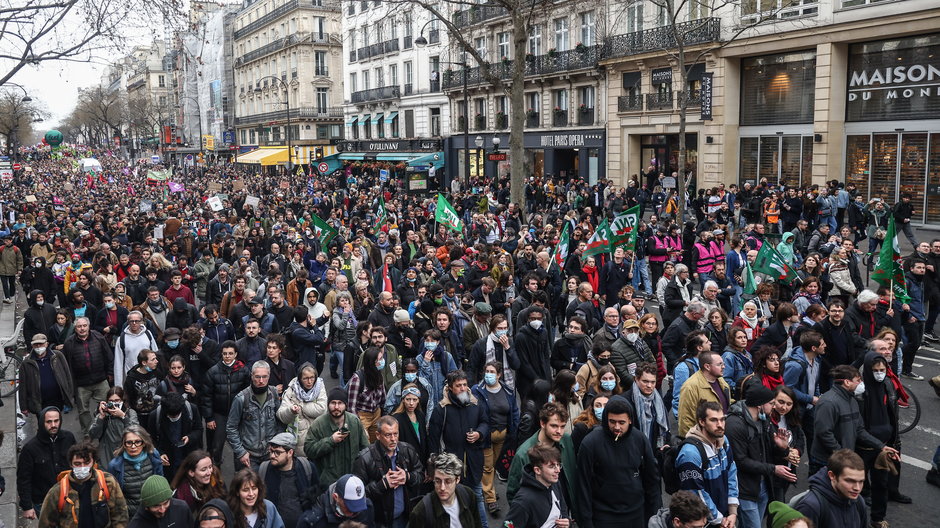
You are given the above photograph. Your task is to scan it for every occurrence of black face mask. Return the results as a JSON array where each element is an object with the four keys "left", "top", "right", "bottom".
[
  {"left": 598, "top": 357, "right": 610, "bottom": 366},
  {"left": 251, "top": 384, "right": 268, "bottom": 395}
]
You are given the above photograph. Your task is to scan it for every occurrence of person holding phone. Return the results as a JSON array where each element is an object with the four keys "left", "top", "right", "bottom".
[{"left": 303, "top": 387, "right": 369, "bottom": 487}]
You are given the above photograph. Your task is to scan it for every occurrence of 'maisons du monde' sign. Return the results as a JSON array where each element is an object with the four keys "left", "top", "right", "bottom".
[{"left": 846, "top": 36, "right": 940, "bottom": 122}]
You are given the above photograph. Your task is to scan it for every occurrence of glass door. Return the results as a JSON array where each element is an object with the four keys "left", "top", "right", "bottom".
[{"left": 739, "top": 135, "right": 812, "bottom": 188}]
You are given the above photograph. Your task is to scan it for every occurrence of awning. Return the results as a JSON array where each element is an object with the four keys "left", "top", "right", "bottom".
[
  {"left": 236, "top": 147, "right": 289, "bottom": 165},
  {"left": 384, "top": 111, "right": 399, "bottom": 124},
  {"left": 407, "top": 152, "right": 445, "bottom": 170},
  {"left": 622, "top": 71, "right": 641, "bottom": 89},
  {"left": 360, "top": 114, "right": 370, "bottom": 126},
  {"left": 316, "top": 153, "right": 344, "bottom": 174},
  {"left": 371, "top": 113, "right": 383, "bottom": 124},
  {"left": 338, "top": 153, "right": 365, "bottom": 160},
  {"left": 346, "top": 116, "right": 359, "bottom": 127},
  {"left": 687, "top": 63, "right": 706, "bottom": 81}
]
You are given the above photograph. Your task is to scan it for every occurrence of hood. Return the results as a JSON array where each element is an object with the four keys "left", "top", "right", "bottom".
[
  {"left": 27, "top": 289, "right": 45, "bottom": 307},
  {"left": 727, "top": 400, "right": 763, "bottom": 431},
  {"left": 37, "top": 405, "right": 62, "bottom": 440},
  {"left": 807, "top": 467, "right": 856, "bottom": 507},
  {"left": 198, "top": 498, "right": 235, "bottom": 528},
  {"left": 648, "top": 508, "right": 672, "bottom": 528},
  {"left": 302, "top": 287, "right": 319, "bottom": 309},
  {"left": 600, "top": 394, "right": 637, "bottom": 439},
  {"left": 519, "top": 464, "right": 550, "bottom": 491},
  {"left": 781, "top": 232, "right": 794, "bottom": 243},
  {"left": 173, "top": 297, "right": 188, "bottom": 312}
]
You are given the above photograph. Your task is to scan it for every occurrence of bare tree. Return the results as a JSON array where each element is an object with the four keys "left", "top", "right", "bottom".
[
  {"left": 70, "top": 85, "right": 125, "bottom": 147},
  {"left": 0, "top": 90, "right": 46, "bottom": 154}
]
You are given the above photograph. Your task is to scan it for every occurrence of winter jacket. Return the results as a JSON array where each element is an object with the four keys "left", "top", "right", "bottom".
[
  {"left": 286, "top": 321, "right": 327, "bottom": 367},
  {"left": 351, "top": 440, "right": 425, "bottom": 526},
  {"left": 721, "top": 347, "right": 753, "bottom": 396},
  {"left": 303, "top": 411, "right": 370, "bottom": 486},
  {"left": 599, "top": 259, "right": 630, "bottom": 301},
  {"left": 471, "top": 381, "right": 520, "bottom": 441},
  {"left": 0, "top": 243, "right": 23, "bottom": 275},
  {"left": 576, "top": 396, "right": 661, "bottom": 528},
  {"left": 610, "top": 335, "right": 655, "bottom": 390},
  {"left": 128, "top": 497, "right": 193, "bottom": 528},
  {"left": 18, "top": 349, "right": 75, "bottom": 415},
  {"left": 148, "top": 400, "right": 204, "bottom": 461},
  {"left": 298, "top": 485, "right": 376, "bottom": 528},
  {"left": 89, "top": 408, "right": 140, "bottom": 466},
  {"left": 226, "top": 385, "right": 284, "bottom": 459},
  {"left": 507, "top": 431, "right": 578, "bottom": 516},
  {"left": 62, "top": 330, "right": 114, "bottom": 387},
  {"left": 24, "top": 290, "right": 57, "bottom": 343},
  {"left": 725, "top": 401, "right": 787, "bottom": 502},
  {"left": 407, "top": 484, "right": 478, "bottom": 528},
  {"left": 201, "top": 317, "right": 236, "bottom": 345},
  {"left": 505, "top": 466, "right": 569, "bottom": 528},
  {"left": 810, "top": 383, "right": 884, "bottom": 464},
  {"left": 428, "top": 390, "right": 490, "bottom": 486},
  {"left": 192, "top": 258, "right": 216, "bottom": 301},
  {"left": 513, "top": 324, "right": 552, "bottom": 396},
  {"left": 37, "top": 469, "right": 129, "bottom": 528},
  {"left": 275, "top": 377, "right": 328, "bottom": 447},
  {"left": 199, "top": 360, "right": 250, "bottom": 417},
  {"left": 677, "top": 425, "right": 739, "bottom": 523},
  {"left": 661, "top": 314, "right": 697, "bottom": 372},
  {"left": 677, "top": 371, "right": 732, "bottom": 437},
  {"left": 93, "top": 306, "right": 130, "bottom": 342},
  {"left": 793, "top": 468, "right": 867, "bottom": 528},
  {"left": 662, "top": 278, "right": 694, "bottom": 328},
  {"left": 467, "top": 336, "right": 520, "bottom": 387},
  {"left": 782, "top": 346, "right": 820, "bottom": 407},
  {"left": 17, "top": 407, "right": 77, "bottom": 510}
]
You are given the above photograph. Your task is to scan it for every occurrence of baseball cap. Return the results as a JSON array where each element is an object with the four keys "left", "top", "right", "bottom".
[
  {"left": 335, "top": 474, "right": 368, "bottom": 512},
  {"left": 31, "top": 333, "right": 48, "bottom": 345},
  {"left": 623, "top": 319, "right": 640, "bottom": 330}
]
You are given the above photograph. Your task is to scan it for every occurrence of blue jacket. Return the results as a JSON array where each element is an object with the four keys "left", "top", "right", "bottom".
[
  {"left": 721, "top": 347, "right": 753, "bottom": 394},
  {"left": 107, "top": 451, "right": 164, "bottom": 487},
  {"left": 783, "top": 346, "right": 819, "bottom": 406},
  {"left": 905, "top": 273, "right": 926, "bottom": 321},
  {"left": 417, "top": 348, "right": 459, "bottom": 404},
  {"left": 471, "top": 381, "right": 520, "bottom": 444},
  {"left": 676, "top": 431, "right": 739, "bottom": 524}
]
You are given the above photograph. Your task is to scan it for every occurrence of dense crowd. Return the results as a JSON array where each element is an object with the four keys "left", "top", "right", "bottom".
[{"left": 3, "top": 145, "right": 940, "bottom": 528}]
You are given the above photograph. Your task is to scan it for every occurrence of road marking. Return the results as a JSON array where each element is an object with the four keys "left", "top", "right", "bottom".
[
  {"left": 915, "top": 355, "right": 940, "bottom": 364},
  {"left": 903, "top": 455, "right": 933, "bottom": 471}
]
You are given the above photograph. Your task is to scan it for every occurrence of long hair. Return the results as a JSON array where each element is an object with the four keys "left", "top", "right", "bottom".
[
  {"left": 227, "top": 469, "right": 267, "bottom": 528},
  {"left": 550, "top": 369, "right": 578, "bottom": 407},
  {"left": 113, "top": 425, "right": 156, "bottom": 458},
  {"left": 359, "top": 347, "right": 384, "bottom": 390},
  {"left": 771, "top": 384, "right": 802, "bottom": 428},
  {"left": 170, "top": 450, "right": 226, "bottom": 504}
]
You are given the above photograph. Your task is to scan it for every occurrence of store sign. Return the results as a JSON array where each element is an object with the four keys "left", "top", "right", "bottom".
[
  {"left": 847, "top": 35, "right": 940, "bottom": 121},
  {"left": 337, "top": 139, "right": 442, "bottom": 152},
  {"left": 700, "top": 72, "right": 714, "bottom": 121},
  {"left": 539, "top": 134, "right": 588, "bottom": 147},
  {"left": 652, "top": 68, "right": 673, "bottom": 85}
]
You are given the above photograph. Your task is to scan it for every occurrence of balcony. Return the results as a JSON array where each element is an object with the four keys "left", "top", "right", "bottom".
[
  {"left": 350, "top": 85, "right": 400, "bottom": 104},
  {"left": 526, "top": 113, "right": 539, "bottom": 128},
  {"left": 617, "top": 94, "right": 643, "bottom": 112},
  {"left": 403, "top": 83, "right": 413, "bottom": 96},
  {"left": 553, "top": 111, "right": 568, "bottom": 127},
  {"left": 603, "top": 18, "right": 721, "bottom": 60},
  {"left": 474, "top": 114, "right": 486, "bottom": 130},
  {"left": 495, "top": 113, "right": 508, "bottom": 129},
  {"left": 453, "top": 5, "right": 510, "bottom": 28},
  {"left": 430, "top": 79, "right": 441, "bottom": 92},
  {"left": 441, "top": 46, "right": 602, "bottom": 90},
  {"left": 578, "top": 108, "right": 595, "bottom": 126},
  {"left": 679, "top": 89, "right": 702, "bottom": 107},
  {"left": 234, "top": 106, "right": 344, "bottom": 126},
  {"left": 235, "top": 32, "right": 332, "bottom": 66},
  {"left": 647, "top": 92, "right": 674, "bottom": 111},
  {"left": 234, "top": 0, "right": 337, "bottom": 40},
  {"left": 355, "top": 38, "right": 399, "bottom": 62}
]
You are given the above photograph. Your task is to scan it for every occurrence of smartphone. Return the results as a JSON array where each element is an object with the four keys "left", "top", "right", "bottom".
[{"left": 339, "top": 425, "right": 349, "bottom": 435}]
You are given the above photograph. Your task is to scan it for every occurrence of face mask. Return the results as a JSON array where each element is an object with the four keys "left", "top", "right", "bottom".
[
  {"left": 426, "top": 342, "right": 439, "bottom": 351},
  {"left": 601, "top": 380, "right": 616, "bottom": 392},
  {"left": 528, "top": 320, "right": 543, "bottom": 330},
  {"left": 572, "top": 383, "right": 580, "bottom": 393},
  {"left": 168, "top": 414, "right": 182, "bottom": 423},
  {"left": 144, "top": 366, "right": 153, "bottom": 373},
  {"left": 407, "top": 277, "right": 416, "bottom": 282},
  {"left": 105, "top": 302, "right": 115, "bottom": 309},
  {"left": 461, "top": 303, "right": 474, "bottom": 310},
  {"left": 594, "top": 407, "right": 604, "bottom": 420},
  {"left": 598, "top": 357, "right": 610, "bottom": 366},
  {"left": 484, "top": 373, "right": 498, "bottom": 386},
  {"left": 873, "top": 371, "right": 887, "bottom": 383},
  {"left": 376, "top": 358, "right": 386, "bottom": 371},
  {"left": 758, "top": 411, "right": 767, "bottom": 421},
  {"left": 434, "top": 297, "right": 443, "bottom": 305},
  {"left": 495, "top": 329, "right": 508, "bottom": 338},
  {"left": 404, "top": 372, "right": 417, "bottom": 383},
  {"left": 167, "top": 340, "right": 180, "bottom": 349},
  {"left": 36, "top": 299, "right": 44, "bottom": 306},
  {"left": 455, "top": 391, "right": 471, "bottom": 404},
  {"left": 72, "top": 465, "right": 92, "bottom": 480},
  {"left": 853, "top": 382, "right": 866, "bottom": 396},
  {"left": 34, "top": 262, "right": 42, "bottom": 268},
  {"left": 626, "top": 333, "right": 639, "bottom": 343},
  {"left": 72, "top": 259, "right": 80, "bottom": 265}
]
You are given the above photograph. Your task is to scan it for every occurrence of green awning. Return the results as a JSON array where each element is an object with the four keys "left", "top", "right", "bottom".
[
  {"left": 384, "top": 111, "right": 399, "bottom": 124},
  {"left": 360, "top": 114, "right": 370, "bottom": 126},
  {"left": 346, "top": 116, "right": 359, "bottom": 127},
  {"left": 338, "top": 153, "right": 365, "bottom": 160},
  {"left": 371, "top": 113, "right": 383, "bottom": 124},
  {"left": 407, "top": 152, "right": 445, "bottom": 170},
  {"left": 317, "top": 153, "right": 344, "bottom": 173}
]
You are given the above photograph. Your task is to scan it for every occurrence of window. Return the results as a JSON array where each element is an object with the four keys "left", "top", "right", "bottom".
[
  {"left": 317, "top": 125, "right": 329, "bottom": 139},
  {"left": 316, "top": 88, "right": 328, "bottom": 111},
  {"left": 497, "top": 32, "right": 511, "bottom": 60},
  {"left": 158, "top": 75, "right": 165, "bottom": 87},
  {"left": 390, "top": 112, "right": 400, "bottom": 138},
  {"left": 742, "top": 0, "right": 818, "bottom": 20},
  {"left": 314, "top": 17, "right": 325, "bottom": 37},
  {"left": 554, "top": 89, "right": 568, "bottom": 111},
  {"left": 349, "top": 29, "right": 356, "bottom": 50},
  {"left": 390, "top": 18, "right": 398, "bottom": 40},
  {"left": 362, "top": 26, "right": 370, "bottom": 47},
  {"left": 579, "top": 86, "right": 595, "bottom": 109},
  {"left": 362, "top": 70, "right": 370, "bottom": 90},
  {"left": 475, "top": 37, "right": 487, "bottom": 61},
  {"left": 740, "top": 50, "right": 816, "bottom": 126},
  {"left": 528, "top": 25, "right": 542, "bottom": 56},
  {"left": 350, "top": 72, "right": 357, "bottom": 93},
  {"left": 347, "top": 1, "right": 354, "bottom": 15},
  {"left": 475, "top": 98, "right": 486, "bottom": 117},
  {"left": 656, "top": 4, "right": 667, "bottom": 26},
  {"left": 315, "top": 51, "right": 328, "bottom": 76},
  {"left": 405, "top": 14, "right": 413, "bottom": 36},
  {"left": 580, "top": 12, "right": 595, "bottom": 46},
  {"left": 553, "top": 18, "right": 569, "bottom": 52},
  {"left": 375, "top": 21, "right": 384, "bottom": 43},
  {"left": 688, "top": 0, "right": 709, "bottom": 19},
  {"left": 404, "top": 61, "right": 413, "bottom": 85},
  {"left": 526, "top": 92, "right": 540, "bottom": 114},
  {"left": 841, "top": 0, "right": 885, "bottom": 6},
  {"left": 390, "top": 64, "right": 398, "bottom": 87},
  {"left": 375, "top": 67, "right": 384, "bottom": 87},
  {"left": 429, "top": 108, "right": 440, "bottom": 136},
  {"left": 627, "top": 2, "right": 643, "bottom": 33}
]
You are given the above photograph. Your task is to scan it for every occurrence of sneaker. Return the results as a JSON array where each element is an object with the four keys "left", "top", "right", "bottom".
[
  {"left": 870, "top": 521, "right": 890, "bottom": 528},
  {"left": 901, "top": 371, "right": 925, "bottom": 381},
  {"left": 888, "top": 492, "right": 912, "bottom": 504},
  {"left": 1, "top": 298, "right": 10, "bottom": 304},
  {"left": 928, "top": 376, "right": 940, "bottom": 398},
  {"left": 898, "top": 400, "right": 910, "bottom": 409},
  {"left": 486, "top": 502, "right": 500, "bottom": 516},
  {"left": 925, "top": 333, "right": 940, "bottom": 343},
  {"left": 927, "top": 468, "right": 940, "bottom": 488}
]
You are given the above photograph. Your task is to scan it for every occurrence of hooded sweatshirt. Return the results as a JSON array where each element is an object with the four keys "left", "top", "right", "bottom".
[
  {"left": 16, "top": 406, "right": 77, "bottom": 509},
  {"left": 23, "top": 289, "right": 57, "bottom": 344},
  {"left": 504, "top": 465, "right": 569, "bottom": 528},
  {"left": 793, "top": 467, "right": 867, "bottom": 528}
]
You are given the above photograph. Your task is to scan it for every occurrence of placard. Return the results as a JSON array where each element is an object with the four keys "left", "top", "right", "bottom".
[
  {"left": 244, "top": 195, "right": 261, "bottom": 209},
  {"left": 154, "top": 225, "right": 164, "bottom": 239},
  {"left": 207, "top": 196, "right": 224, "bottom": 211},
  {"left": 208, "top": 182, "right": 223, "bottom": 193},
  {"left": 25, "top": 195, "right": 37, "bottom": 203},
  {"left": 233, "top": 179, "right": 245, "bottom": 191},
  {"left": 139, "top": 201, "right": 153, "bottom": 213},
  {"left": 64, "top": 183, "right": 74, "bottom": 191}
]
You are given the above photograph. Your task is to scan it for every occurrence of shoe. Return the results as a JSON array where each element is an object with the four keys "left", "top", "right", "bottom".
[
  {"left": 870, "top": 521, "right": 889, "bottom": 528},
  {"left": 927, "top": 468, "right": 940, "bottom": 487},
  {"left": 888, "top": 492, "right": 912, "bottom": 504},
  {"left": 929, "top": 376, "right": 940, "bottom": 398},
  {"left": 901, "top": 371, "right": 925, "bottom": 381},
  {"left": 1, "top": 298, "right": 10, "bottom": 304},
  {"left": 925, "top": 333, "right": 940, "bottom": 343},
  {"left": 486, "top": 502, "right": 500, "bottom": 516},
  {"left": 898, "top": 400, "right": 910, "bottom": 409}
]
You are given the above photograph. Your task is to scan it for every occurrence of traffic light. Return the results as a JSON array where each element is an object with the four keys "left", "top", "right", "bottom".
[{"left": 314, "top": 147, "right": 324, "bottom": 160}]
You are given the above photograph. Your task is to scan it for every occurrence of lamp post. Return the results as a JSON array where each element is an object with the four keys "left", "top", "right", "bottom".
[
  {"left": 492, "top": 136, "right": 501, "bottom": 179},
  {"left": 474, "top": 135, "right": 484, "bottom": 183},
  {"left": 177, "top": 95, "right": 203, "bottom": 156},
  {"left": 254, "top": 75, "right": 293, "bottom": 171}
]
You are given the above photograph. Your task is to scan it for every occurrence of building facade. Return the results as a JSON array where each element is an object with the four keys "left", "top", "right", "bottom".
[
  {"left": 233, "top": 0, "right": 345, "bottom": 167},
  {"left": 340, "top": 1, "right": 451, "bottom": 165},
  {"left": 122, "top": 41, "right": 175, "bottom": 157}
]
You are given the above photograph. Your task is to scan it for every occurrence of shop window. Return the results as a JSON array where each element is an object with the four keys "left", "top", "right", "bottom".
[
  {"left": 845, "top": 135, "right": 871, "bottom": 198},
  {"left": 741, "top": 51, "right": 816, "bottom": 126},
  {"left": 740, "top": 135, "right": 813, "bottom": 187},
  {"left": 871, "top": 134, "right": 898, "bottom": 203},
  {"left": 740, "top": 137, "right": 759, "bottom": 186},
  {"left": 928, "top": 135, "right": 940, "bottom": 224}
]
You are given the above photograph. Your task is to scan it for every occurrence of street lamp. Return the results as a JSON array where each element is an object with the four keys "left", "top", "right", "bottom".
[
  {"left": 3, "top": 82, "right": 31, "bottom": 102},
  {"left": 177, "top": 95, "right": 203, "bottom": 155},
  {"left": 474, "top": 135, "right": 484, "bottom": 183},
  {"left": 254, "top": 75, "right": 293, "bottom": 171}
]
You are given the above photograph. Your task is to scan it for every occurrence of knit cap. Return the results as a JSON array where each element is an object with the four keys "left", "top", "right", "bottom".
[
  {"left": 768, "top": 501, "right": 805, "bottom": 528},
  {"left": 140, "top": 475, "right": 173, "bottom": 507}
]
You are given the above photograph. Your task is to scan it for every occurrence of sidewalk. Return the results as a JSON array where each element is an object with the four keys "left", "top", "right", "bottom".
[{"left": 0, "top": 295, "right": 19, "bottom": 527}]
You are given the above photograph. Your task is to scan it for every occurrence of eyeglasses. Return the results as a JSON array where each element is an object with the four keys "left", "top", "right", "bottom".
[
  {"left": 124, "top": 439, "right": 144, "bottom": 447},
  {"left": 433, "top": 477, "right": 456, "bottom": 487},
  {"left": 267, "top": 447, "right": 287, "bottom": 456},
  {"left": 128, "top": 319, "right": 142, "bottom": 324}
]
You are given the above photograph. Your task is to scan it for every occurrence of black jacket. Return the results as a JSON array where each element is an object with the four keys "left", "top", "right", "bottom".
[
  {"left": 148, "top": 400, "right": 204, "bottom": 461},
  {"left": 297, "top": 486, "right": 376, "bottom": 528},
  {"left": 23, "top": 290, "right": 57, "bottom": 344},
  {"left": 428, "top": 392, "right": 490, "bottom": 486},
  {"left": 794, "top": 468, "right": 867, "bottom": 528},
  {"left": 550, "top": 333, "right": 592, "bottom": 373},
  {"left": 352, "top": 441, "right": 425, "bottom": 526},
  {"left": 599, "top": 259, "right": 630, "bottom": 302},
  {"left": 505, "top": 466, "right": 569, "bottom": 528},
  {"left": 662, "top": 278, "right": 693, "bottom": 328},
  {"left": 751, "top": 321, "right": 790, "bottom": 353},
  {"left": 468, "top": 337, "right": 520, "bottom": 386},
  {"left": 17, "top": 407, "right": 77, "bottom": 510},
  {"left": 393, "top": 410, "right": 429, "bottom": 461},
  {"left": 513, "top": 324, "right": 552, "bottom": 394},
  {"left": 199, "top": 359, "right": 251, "bottom": 417},
  {"left": 128, "top": 498, "right": 194, "bottom": 528},
  {"left": 661, "top": 314, "right": 697, "bottom": 372},
  {"left": 725, "top": 401, "right": 787, "bottom": 502}
]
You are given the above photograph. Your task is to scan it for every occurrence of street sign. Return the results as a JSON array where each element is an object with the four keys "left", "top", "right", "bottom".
[
  {"left": 185, "top": 154, "right": 194, "bottom": 162},
  {"left": 317, "top": 162, "right": 329, "bottom": 174},
  {"left": 488, "top": 153, "right": 507, "bottom": 162},
  {"left": 12, "top": 163, "right": 21, "bottom": 171},
  {"left": 379, "top": 169, "right": 389, "bottom": 182},
  {"left": 151, "top": 155, "right": 161, "bottom": 164}
]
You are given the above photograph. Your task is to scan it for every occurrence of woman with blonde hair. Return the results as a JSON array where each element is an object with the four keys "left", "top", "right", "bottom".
[
  {"left": 275, "top": 363, "right": 327, "bottom": 446},
  {"left": 107, "top": 425, "right": 165, "bottom": 518}
]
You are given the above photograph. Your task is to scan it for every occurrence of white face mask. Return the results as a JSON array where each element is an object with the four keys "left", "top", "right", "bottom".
[
  {"left": 34, "top": 347, "right": 47, "bottom": 355},
  {"left": 626, "top": 332, "right": 639, "bottom": 343},
  {"left": 854, "top": 382, "right": 866, "bottom": 396},
  {"left": 528, "top": 320, "right": 543, "bottom": 330},
  {"left": 72, "top": 465, "right": 92, "bottom": 480},
  {"left": 34, "top": 262, "right": 43, "bottom": 268},
  {"left": 873, "top": 371, "right": 887, "bottom": 383},
  {"left": 36, "top": 299, "right": 44, "bottom": 306}
]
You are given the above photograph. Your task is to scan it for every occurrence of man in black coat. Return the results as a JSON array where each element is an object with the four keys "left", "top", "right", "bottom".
[
  {"left": 17, "top": 407, "right": 76, "bottom": 520},
  {"left": 599, "top": 247, "right": 631, "bottom": 309},
  {"left": 513, "top": 310, "right": 552, "bottom": 402},
  {"left": 23, "top": 289, "right": 57, "bottom": 344},
  {"left": 200, "top": 341, "right": 251, "bottom": 466},
  {"left": 661, "top": 302, "right": 705, "bottom": 372},
  {"left": 352, "top": 416, "right": 425, "bottom": 528},
  {"left": 504, "top": 444, "right": 570, "bottom": 528},
  {"left": 148, "top": 392, "right": 203, "bottom": 477}
]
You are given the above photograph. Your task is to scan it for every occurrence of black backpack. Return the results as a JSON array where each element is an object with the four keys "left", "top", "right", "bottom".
[{"left": 662, "top": 436, "right": 709, "bottom": 494}]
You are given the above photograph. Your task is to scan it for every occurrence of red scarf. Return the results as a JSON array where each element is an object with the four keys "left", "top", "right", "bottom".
[
  {"left": 762, "top": 373, "right": 784, "bottom": 391},
  {"left": 887, "top": 368, "right": 910, "bottom": 404},
  {"left": 582, "top": 265, "right": 599, "bottom": 296},
  {"left": 382, "top": 264, "right": 393, "bottom": 293}
]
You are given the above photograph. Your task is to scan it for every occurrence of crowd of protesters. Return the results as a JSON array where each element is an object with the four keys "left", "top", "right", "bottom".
[{"left": 4, "top": 144, "right": 940, "bottom": 528}]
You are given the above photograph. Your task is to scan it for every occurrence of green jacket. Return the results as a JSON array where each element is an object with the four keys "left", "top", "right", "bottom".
[
  {"left": 303, "top": 411, "right": 370, "bottom": 486},
  {"left": 38, "top": 470, "right": 129, "bottom": 528},
  {"left": 193, "top": 258, "right": 216, "bottom": 299},
  {"left": 506, "top": 431, "right": 579, "bottom": 519}
]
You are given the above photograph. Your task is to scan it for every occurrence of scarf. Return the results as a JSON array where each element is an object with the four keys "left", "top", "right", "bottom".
[
  {"left": 737, "top": 310, "right": 758, "bottom": 327},
  {"left": 291, "top": 376, "right": 324, "bottom": 403},
  {"left": 761, "top": 372, "right": 784, "bottom": 391},
  {"left": 631, "top": 382, "right": 668, "bottom": 441},
  {"left": 147, "top": 298, "right": 166, "bottom": 313},
  {"left": 123, "top": 451, "right": 149, "bottom": 471},
  {"left": 382, "top": 264, "right": 393, "bottom": 293},
  {"left": 486, "top": 334, "right": 515, "bottom": 389},
  {"left": 677, "top": 278, "right": 692, "bottom": 303},
  {"left": 582, "top": 265, "right": 599, "bottom": 295},
  {"left": 563, "top": 332, "right": 593, "bottom": 360}
]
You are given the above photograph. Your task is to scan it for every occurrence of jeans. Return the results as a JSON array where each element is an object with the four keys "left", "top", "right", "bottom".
[
  {"left": 899, "top": 220, "right": 918, "bottom": 246},
  {"left": 330, "top": 348, "right": 344, "bottom": 381},
  {"left": 902, "top": 320, "right": 924, "bottom": 374},
  {"left": 0, "top": 275, "right": 15, "bottom": 299},
  {"left": 473, "top": 483, "right": 489, "bottom": 528},
  {"left": 821, "top": 215, "right": 837, "bottom": 233},
  {"left": 738, "top": 486, "right": 768, "bottom": 528},
  {"left": 76, "top": 380, "right": 110, "bottom": 434},
  {"left": 631, "top": 258, "right": 653, "bottom": 295}
]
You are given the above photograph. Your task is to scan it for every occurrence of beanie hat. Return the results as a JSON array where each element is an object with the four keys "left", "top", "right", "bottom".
[
  {"left": 140, "top": 475, "right": 173, "bottom": 507},
  {"left": 744, "top": 384, "right": 775, "bottom": 407},
  {"left": 328, "top": 387, "right": 348, "bottom": 406},
  {"left": 768, "top": 501, "right": 805, "bottom": 528}
]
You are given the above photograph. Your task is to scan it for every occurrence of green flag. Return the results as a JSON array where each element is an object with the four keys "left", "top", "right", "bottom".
[
  {"left": 376, "top": 197, "right": 389, "bottom": 231},
  {"left": 752, "top": 243, "right": 799, "bottom": 285},
  {"left": 610, "top": 205, "right": 641, "bottom": 251},
  {"left": 551, "top": 223, "right": 571, "bottom": 271},
  {"left": 435, "top": 194, "right": 464, "bottom": 233},
  {"left": 310, "top": 214, "right": 337, "bottom": 247},
  {"left": 583, "top": 218, "right": 611, "bottom": 260},
  {"left": 742, "top": 262, "right": 757, "bottom": 295},
  {"left": 871, "top": 216, "right": 911, "bottom": 303}
]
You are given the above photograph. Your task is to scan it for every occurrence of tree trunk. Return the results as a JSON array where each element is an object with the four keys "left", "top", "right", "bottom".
[{"left": 509, "top": 13, "right": 527, "bottom": 207}]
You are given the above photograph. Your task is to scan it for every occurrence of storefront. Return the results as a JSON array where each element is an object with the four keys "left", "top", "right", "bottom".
[
  {"left": 446, "top": 129, "right": 605, "bottom": 187},
  {"left": 316, "top": 139, "right": 444, "bottom": 189},
  {"left": 737, "top": 50, "right": 818, "bottom": 188},
  {"left": 843, "top": 32, "right": 940, "bottom": 224}
]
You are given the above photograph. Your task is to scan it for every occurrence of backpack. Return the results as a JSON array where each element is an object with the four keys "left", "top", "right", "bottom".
[
  {"left": 119, "top": 328, "right": 156, "bottom": 353},
  {"left": 788, "top": 487, "right": 819, "bottom": 509},
  {"left": 58, "top": 469, "right": 110, "bottom": 514},
  {"left": 258, "top": 456, "right": 315, "bottom": 482},
  {"left": 662, "top": 436, "right": 709, "bottom": 494}
]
